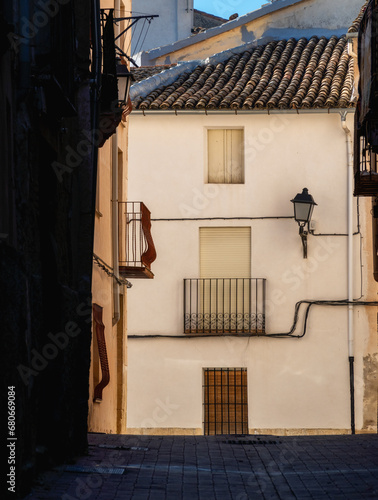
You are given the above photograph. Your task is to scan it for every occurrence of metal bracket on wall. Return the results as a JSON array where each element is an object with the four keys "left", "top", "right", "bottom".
[{"left": 101, "top": 9, "right": 159, "bottom": 68}]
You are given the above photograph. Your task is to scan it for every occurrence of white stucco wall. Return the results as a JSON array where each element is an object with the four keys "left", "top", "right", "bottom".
[
  {"left": 126, "top": 109, "right": 375, "bottom": 434},
  {"left": 131, "top": 0, "right": 193, "bottom": 61},
  {"left": 128, "top": 112, "right": 358, "bottom": 332},
  {"left": 264, "top": 0, "right": 363, "bottom": 30}
]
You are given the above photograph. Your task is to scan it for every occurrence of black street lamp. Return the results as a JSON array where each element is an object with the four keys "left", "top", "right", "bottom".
[
  {"left": 116, "top": 60, "right": 132, "bottom": 108},
  {"left": 291, "top": 188, "right": 317, "bottom": 258}
]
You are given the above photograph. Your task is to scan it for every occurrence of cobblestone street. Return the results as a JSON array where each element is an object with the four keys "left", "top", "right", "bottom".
[{"left": 24, "top": 433, "right": 378, "bottom": 499}]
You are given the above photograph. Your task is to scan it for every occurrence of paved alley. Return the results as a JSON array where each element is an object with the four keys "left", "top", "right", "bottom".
[{"left": 23, "top": 433, "right": 378, "bottom": 499}]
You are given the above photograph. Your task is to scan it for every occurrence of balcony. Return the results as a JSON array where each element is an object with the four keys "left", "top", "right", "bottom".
[
  {"left": 118, "top": 202, "right": 156, "bottom": 279},
  {"left": 184, "top": 278, "right": 266, "bottom": 335}
]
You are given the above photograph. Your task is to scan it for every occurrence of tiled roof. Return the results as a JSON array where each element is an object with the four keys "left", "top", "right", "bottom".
[
  {"left": 132, "top": 36, "right": 354, "bottom": 111},
  {"left": 131, "top": 65, "right": 177, "bottom": 83},
  {"left": 348, "top": 0, "right": 369, "bottom": 33},
  {"left": 193, "top": 9, "right": 228, "bottom": 30}
]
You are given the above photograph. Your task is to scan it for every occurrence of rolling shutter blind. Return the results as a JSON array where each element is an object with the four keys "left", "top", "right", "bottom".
[
  {"left": 200, "top": 227, "right": 251, "bottom": 278},
  {"left": 207, "top": 129, "right": 244, "bottom": 183}
]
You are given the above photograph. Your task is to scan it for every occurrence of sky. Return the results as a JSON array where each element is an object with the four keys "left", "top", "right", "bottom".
[{"left": 194, "top": 0, "right": 268, "bottom": 20}]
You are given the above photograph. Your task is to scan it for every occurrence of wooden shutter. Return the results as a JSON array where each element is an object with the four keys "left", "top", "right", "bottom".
[
  {"left": 93, "top": 304, "right": 110, "bottom": 402},
  {"left": 208, "top": 129, "right": 244, "bottom": 183}
]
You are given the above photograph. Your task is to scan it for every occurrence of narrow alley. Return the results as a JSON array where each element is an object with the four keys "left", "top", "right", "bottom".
[{"left": 25, "top": 433, "right": 378, "bottom": 499}]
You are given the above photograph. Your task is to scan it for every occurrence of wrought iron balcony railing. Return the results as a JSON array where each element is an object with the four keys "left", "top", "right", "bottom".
[
  {"left": 184, "top": 278, "right": 266, "bottom": 335},
  {"left": 118, "top": 202, "right": 156, "bottom": 279},
  {"left": 354, "top": 125, "right": 378, "bottom": 196}
]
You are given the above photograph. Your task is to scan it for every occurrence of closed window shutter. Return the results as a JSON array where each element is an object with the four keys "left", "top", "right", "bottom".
[
  {"left": 208, "top": 129, "right": 225, "bottom": 183},
  {"left": 208, "top": 129, "right": 244, "bottom": 184},
  {"left": 93, "top": 304, "right": 110, "bottom": 402},
  {"left": 200, "top": 227, "right": 251, "bottom": 278},
  {"left": 200, "top": 228, "right": 251, "bottom": 322}
]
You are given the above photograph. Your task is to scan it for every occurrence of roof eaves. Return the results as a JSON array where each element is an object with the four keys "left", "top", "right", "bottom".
[
  {"left": 132, "top": 108, "right": 355, "bottom": 116},
  {"left": 141, "top": 0, "right": 305, "bottom": 64}
]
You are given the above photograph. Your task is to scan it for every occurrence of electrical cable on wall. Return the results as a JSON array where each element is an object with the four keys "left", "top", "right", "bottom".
[
  {"left": 130, "top": 201, "right": 372, "bottom": 340},
  {"left": 151, "top": 216, "right": 294, "bottom": 221},
  {"left": 128, "top": 299, "right": 378, "bottom": 339},
  {"left": 264, "top": 299, "right": 378, "bottom": 339}
]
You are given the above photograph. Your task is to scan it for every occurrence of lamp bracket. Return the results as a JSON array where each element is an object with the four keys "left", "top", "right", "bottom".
[
  {"left": 299, "top": 225, "right": 308, "bottom": 259},
  {"left": 100, "top": 10, "right": 159, "bottom": 68}
]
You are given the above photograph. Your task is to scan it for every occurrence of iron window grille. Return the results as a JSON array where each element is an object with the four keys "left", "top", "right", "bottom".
[
  {"left": 203, "top": 368, "right": 248, "bottom": 436},
  {"left": 354, "top": 125, "right": 378, "bottom": 196},
  {"left": 184, "top": 278, "right": 266, "bottom": 334}
]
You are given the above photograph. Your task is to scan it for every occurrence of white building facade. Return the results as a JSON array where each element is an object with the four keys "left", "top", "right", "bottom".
[
  {"left": 125, "top": 105, "right": 377, "bottom": 435},
  {"left": 125, "top": 1, "right": 377, "bottom": 435},
  {"left": 131, "top": 0, "right": 194, "bottom": 63}
]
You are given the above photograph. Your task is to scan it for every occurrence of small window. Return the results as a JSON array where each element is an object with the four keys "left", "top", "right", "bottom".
[{"left": 207, "top": 129, "right": 244, "bottom": 184}]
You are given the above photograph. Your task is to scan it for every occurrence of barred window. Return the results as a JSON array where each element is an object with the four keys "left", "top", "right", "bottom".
[{"left": 203, "top": 368, "right": 248, "bottom": 435}]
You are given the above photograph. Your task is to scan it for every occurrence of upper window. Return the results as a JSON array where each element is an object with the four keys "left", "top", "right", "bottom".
[{"left": 207, "top": 129, "right": 244, "bottom": 184}]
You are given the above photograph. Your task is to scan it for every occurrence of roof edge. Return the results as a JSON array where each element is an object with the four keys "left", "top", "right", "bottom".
[
  {"left": 131, "top": 108, "right": 355, "bottom": 116},
  {"left": 130, "top": 61, "right": 201, "bottom": 100}
]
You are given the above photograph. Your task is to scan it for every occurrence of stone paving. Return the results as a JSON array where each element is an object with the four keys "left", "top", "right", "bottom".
[{"left": 24, "top": 433, "right": 378, "bottom": 499}]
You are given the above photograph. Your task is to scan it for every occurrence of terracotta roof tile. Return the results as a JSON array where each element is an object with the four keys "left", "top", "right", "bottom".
[
  {"left": 131, "top": 64, "right": 177, "bottom": 83},
  {"left": 348, "top": 0, "right": 369, "bottom": 33},
  {"left": 133, "top": 36, "right": 354, "bottom": 111},
  {"left": 193, "top": 9, "right": 227, "bottom": 31}
]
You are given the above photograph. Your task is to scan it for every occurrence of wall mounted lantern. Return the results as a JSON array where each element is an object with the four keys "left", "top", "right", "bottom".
[
  {"left": 116, "top": 59, "right": 132, "bottom": 107},
  {"left": 291, "top": 188, "right": 317, "bottom": 258}
]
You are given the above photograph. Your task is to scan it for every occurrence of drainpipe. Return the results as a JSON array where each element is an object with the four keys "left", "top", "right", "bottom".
[
  {"left": 373, "top": 198, "right": 378, "bottom": 282},
  {"left": 91, "top": 0, "right": 101, "bottom": 241},
  {"left": 112, "top": 130, "right": 120, "bottom": 325},
  {"left": 111, "top": 1, "right": 121, "bottom": 326},
  {"left": 340, "top": 111, "right": 355, "bottom": 435}
]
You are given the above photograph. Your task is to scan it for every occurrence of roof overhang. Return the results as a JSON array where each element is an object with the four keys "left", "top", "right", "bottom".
[{"left": 131, "top": 108, "right": 355, "bottom": 116}]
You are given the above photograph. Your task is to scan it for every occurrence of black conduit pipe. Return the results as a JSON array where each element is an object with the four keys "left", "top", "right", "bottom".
[{"left": 349, "top": 356, "right": 355, "bottom": 435}]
